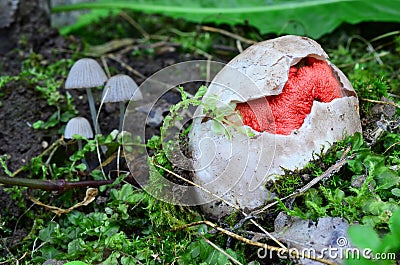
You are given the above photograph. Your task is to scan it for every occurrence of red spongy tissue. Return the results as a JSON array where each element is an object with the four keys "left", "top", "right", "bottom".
[{"left": 236, "top": 57, "right": 342, "bottom": 135}]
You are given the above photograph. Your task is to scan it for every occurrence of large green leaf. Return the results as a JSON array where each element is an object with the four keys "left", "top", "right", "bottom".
[{"left": 52, "top": 0, "right": 400, "bottom": 38}]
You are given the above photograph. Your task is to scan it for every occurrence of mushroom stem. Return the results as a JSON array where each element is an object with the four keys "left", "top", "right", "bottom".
[
  {"left": 86, "top": 87, "right": 101, "bottom": 135},
  {"left": 119, "top": 101, "right": 126, "bottom": 132},
  {"left": 77, "top": 139, "right": 90, "bottom": 171}
]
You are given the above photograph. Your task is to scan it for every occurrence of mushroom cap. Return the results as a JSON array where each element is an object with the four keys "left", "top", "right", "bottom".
[
  {"left": 102, "top": 74, "right": 143, "bottom": 103},
  {"left": 64, "top": 117, "right": 94, "bottom": 139},
  {"left": 65, "top": 58, "right": 108, "bottom": 89},
  {"left": 189, "top": 35, "right": 362, "bottom": 217}
]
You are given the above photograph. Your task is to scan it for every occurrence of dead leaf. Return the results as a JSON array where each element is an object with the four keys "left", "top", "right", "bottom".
[{"left": 29, "top": 188, "right": 98, "bottom": 216}]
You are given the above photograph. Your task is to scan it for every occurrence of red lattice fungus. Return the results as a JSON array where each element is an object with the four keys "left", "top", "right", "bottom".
[{"left": 236, "top": 57, "right": 342, "bottom": 135}]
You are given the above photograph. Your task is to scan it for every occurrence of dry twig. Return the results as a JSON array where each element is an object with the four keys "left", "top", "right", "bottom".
[
  {"left": 119, "top": 11, "right": 150, "bottom": 39},
  {"left": 173, "top": 220, "right": 338, "bottom": 265},
  {"left": 28, "top": 188, "right": 98, "bottom": 216},
  {"left": 200, "top": 234, "right": 243, "bottom": 265},
  {"left": 201, "top": 25, "right": 257, "bottom": 45},
  {"left": 360, "top": 98, "right": 400, "bottom": 109},
  {"left": 106, "top": 54, "right": 146, "bottom": 79}
]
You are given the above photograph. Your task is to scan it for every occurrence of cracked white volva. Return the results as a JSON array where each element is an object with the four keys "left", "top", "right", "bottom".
[{"left": 188, "top": 35, "right": 362, "bottom": 218}]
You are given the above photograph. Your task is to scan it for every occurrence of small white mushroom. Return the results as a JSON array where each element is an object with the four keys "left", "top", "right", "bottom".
[
  {"left": 64, "top": 117, "right": 94, "bottom": 170},
  {"left": 65, "top": 58, "right": 108, "bottom": 135},
  {"left": 64, "top": 117, "right": 94, "bottom": 140},
  {"left": 102, "top": 74, "right": 143, "bottom": 131}
]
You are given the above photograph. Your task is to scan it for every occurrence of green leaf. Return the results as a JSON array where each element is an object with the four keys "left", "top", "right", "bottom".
[
  {"left": 391, "top": 188, "right": 400, "bottom": 197},
  {"left": 373, "top": 209, "right": 400, "bottom": 255},
  {"left": 75, "top": 163, "right": 87, "bottom": 172},
  {"left": 0, "top": 155, "right": 13, "bottom": 177},
  {"left": 375, "top": 168, "right": 399, "bottom": 190},
  {"left": 347, "top": 225, "right": 380, "bottom": 251},
  {"left": 364, "top": 155, "right": 385, "bottom": 169},
  {"left": 347, "top": 159, "right": 364, "bottom": 174},
  {"left": 179, "top": 86, "right": 188, "bottom": 101},
  {"left": 39, "top": 245, "right": 62, "bottom": 259},
  {"left": 205, "top": 249, "right": 220, "bottom": 264},
  {"left": 120, "top": 256, "right": 137, "bottom": 265},
  {"left": 195, "top": 85, "right": 207, "bottom": 99},
  {"left": 349, "top": 132, "right": 365, "bottom": 150},
  {"left": 361, "top": 215, "right": 381, "bottom": 228},
  {"left": 189, "top": 244, "right": 201, "bottom": 258},
  {"left": 32, "top": 120, "right": 44, "bottom": 130},
  {"left": 53, "top": 0, "right": 400, "bottom": 39},
  {"left": 211, "top": 120, "right": 225, "bottom": 135},
  {"left": 344, "top": 256, "right": 376, "bottom": 265},
  {"left": 64, "top": 262, "right": 89, "bottom": 265},
  {"left": 59, "top": 9, "right": 116, "bottom": 35},
  {"left": 334, "top": 188, "right": 345, "bottom": 202},
  {"left": 388, "top": 209, "right": 400, "bottom": 240},
  {"left": 217, "top": 251, "right": 229, "bottom": 265},
  {"left": 68, "top": 238, "right": 86, "bottom": 254},
  {"left": 103, "top": 252, "right": 121, "bottom": 265}
]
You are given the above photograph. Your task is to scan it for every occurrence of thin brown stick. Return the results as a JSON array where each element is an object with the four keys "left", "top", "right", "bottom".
[
  {"left": 101, "top": 55, "right": 111, "bottom": 78},
  {"left": 173, "top": 220, "right": 338, "bottom": 265},
  {"left": 94, "top": 151, "right": 119, "bottom": 171},
  {"left": 28, "top": 188, "right": 98, "bottom": 216},
  {"left": 383, "top": 142, "right": 400, "bottom": 155},
  {"left": 336, "top": 51, "right": 389, "bottom": 68},
  {"left": 360, "top": 98, "right": 400, "bottom": 109},
  {"left": 106, "top": 54, "right": 196, "bottom": 98},
  {"left": 106, "top": 54, "right": 146, "bottom": 79},
  {"left": 89, "top": 38, "right": 137, "bottom": 56},
  {"left": 119, "top": 11, "right": 150, "bottom": 39},
  {"left": 201, "top": 26, "right": 257, "bottom": 45},
  {"left": 297, "top": 149, "right": 354, "bottom": 195},
  {"left": 199, "top": 234, "right": 243, "bottom": 265}
]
